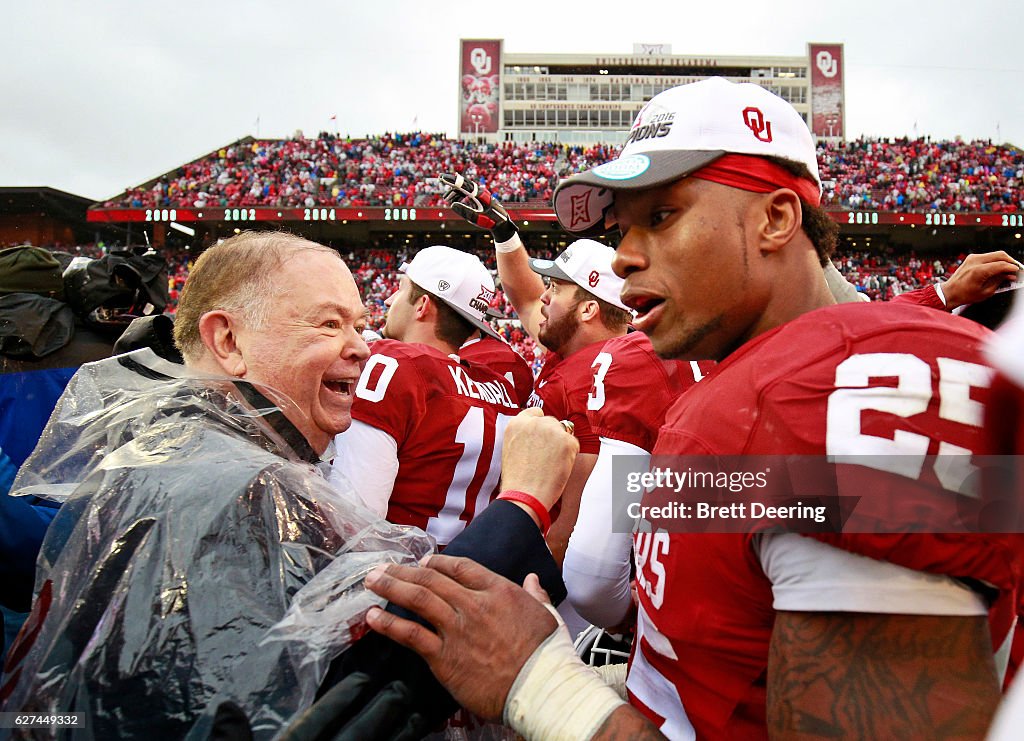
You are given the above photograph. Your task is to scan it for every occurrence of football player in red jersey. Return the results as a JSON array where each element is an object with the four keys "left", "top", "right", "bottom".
[
  {"left": 564, "top": 331, "right": 711, "bottom": 629},
  {"left": 365, "top": 77, "right": 1022, "bottom": 741},
  {"left": 329, "top": 246, "right": 520, "bottom": 547},
  {"left": 443, "top": 173, "right": 633, "bottom": 569},
  {"left": 459, "top": 330, "right": 535, "bottom": 407}
]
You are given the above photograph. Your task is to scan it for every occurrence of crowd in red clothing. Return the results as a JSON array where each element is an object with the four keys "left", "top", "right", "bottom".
[
  {"left": 99, "top": 132, "right": 1023, "bottom": 215},
  {"left": 819, "top": 138, "right": 1024, "bottom": 213},
  {"left": 102, "top": 133, "right": 612, "bottom": 211}
]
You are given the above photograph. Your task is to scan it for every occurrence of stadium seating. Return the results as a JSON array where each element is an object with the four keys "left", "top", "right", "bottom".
[
  {"left": 98, "top": 133, "right": 1024, "bottom": 214},
  {"left": 101, "top": 134, "right": 592, "bottom": 210},
  {"left": 819, "top": 138, "right": 1024, "bottom": 213}
]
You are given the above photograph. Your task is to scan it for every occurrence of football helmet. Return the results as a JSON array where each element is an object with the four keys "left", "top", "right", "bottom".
[{"left": 573, "top": 624, "right": 633, "bottom": 667}]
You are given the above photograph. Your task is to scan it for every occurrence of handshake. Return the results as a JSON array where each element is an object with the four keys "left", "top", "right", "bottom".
[{"left": 439, "top": 173, "right": 519, "bottom": 244}]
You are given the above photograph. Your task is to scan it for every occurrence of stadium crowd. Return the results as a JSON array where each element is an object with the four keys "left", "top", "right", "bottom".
[
  {"left": 102, "top": 134, "right": 600, "bottom": 211},
  {"left": 819, "top": 137, "right": 1024, "bottom": 213},
  {"left": 100, "top": 132, "right": 1024, "bottom": 214},
  {"left": 10, "top": 240, "right": 1018, "bottom": 372}
]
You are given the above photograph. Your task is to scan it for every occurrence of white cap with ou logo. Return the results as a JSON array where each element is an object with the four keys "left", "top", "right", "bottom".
[
  {"left": 400, "top": 245, "right": 501, "bottom": 339},
  {"left": 552, "top": 76, "right": 821, "bottom": 237},
  {"left": 528, "top": 239, "right": 631, "bottom": 312}
]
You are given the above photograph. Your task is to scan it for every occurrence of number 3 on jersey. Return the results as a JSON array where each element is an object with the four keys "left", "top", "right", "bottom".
[{"left": 588, "top": 352, "right": 613, "bottom": 411}]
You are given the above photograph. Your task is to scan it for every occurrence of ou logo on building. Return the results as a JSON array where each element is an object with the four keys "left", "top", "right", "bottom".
[
  {"left": 816, "top": 50, "right": 838, "bottom": 78},
  {"left": 470, "top": 48, "right": 492, "bottom": 76}
]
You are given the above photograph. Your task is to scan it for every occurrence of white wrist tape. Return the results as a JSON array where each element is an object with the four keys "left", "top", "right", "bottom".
[
  {"left": 595, "top": 663, "right": 628, "bottom": 701},
  {"left": 503, "top": 604, "right": 627, "bottom": 740},
  {"left": 495, "top": 232, "right": 525, "bottom": 254}
]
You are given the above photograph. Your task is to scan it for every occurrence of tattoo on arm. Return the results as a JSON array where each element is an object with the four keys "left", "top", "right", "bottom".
[{"left": 768, "top": 612, "right": 1000, "bottom": 740}]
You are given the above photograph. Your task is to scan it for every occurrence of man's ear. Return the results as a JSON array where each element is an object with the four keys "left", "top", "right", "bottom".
[
  {"left": 413, "top": 294, "right": 433, "bottom": 322},
  {"left": 578, "top": 298, "right": 600, "bottom": 324},
  {"left": 757, "top": 189, "right": 803, "bottom": 255},
  {"left": 197, "top": 311, "right": 247, "bottom": 377}
]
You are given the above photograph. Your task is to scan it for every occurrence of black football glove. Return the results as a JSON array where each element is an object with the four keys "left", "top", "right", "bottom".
[
  {"left": 210, "top": 672, "right": 426, "bottom": 741},
  {"left": 279, "top": 672, "right": 426, "bottom": 741},
  {"left": 440, "top": 172, "right": 519, "bottom": 243}
]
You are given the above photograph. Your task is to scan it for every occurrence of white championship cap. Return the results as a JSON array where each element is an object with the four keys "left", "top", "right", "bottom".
[
  {"left": 528, "top": 239, "right": 631, "bottom": 312},
  {"left": 553, "top": 77, "right": 821, "bottom": 237},
  {"left": 400, "top": 245, "right": 501, "bottom": 339}
]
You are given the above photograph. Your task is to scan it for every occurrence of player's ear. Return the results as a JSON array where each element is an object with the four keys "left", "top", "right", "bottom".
[
  {"left": 757, "top": 189, "right": 803, "bottom": 255},
  {"left": 198, "top": 310, "right": 247, "bottom": 377},
  {"left": 578, "top": 298, "right": 600, "bottom": 323},
  {"left": 414, "top": 293, "right": 433, "bottom": 321}
]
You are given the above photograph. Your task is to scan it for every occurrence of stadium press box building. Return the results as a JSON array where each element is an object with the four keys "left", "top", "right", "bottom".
[{"left": 459, "top": 40, "right": 846, "bottom": 145}]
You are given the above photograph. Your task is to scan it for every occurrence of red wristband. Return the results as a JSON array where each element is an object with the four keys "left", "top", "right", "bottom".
[{"left": 497, "top": 490, "right": 552, "bottom": 535}]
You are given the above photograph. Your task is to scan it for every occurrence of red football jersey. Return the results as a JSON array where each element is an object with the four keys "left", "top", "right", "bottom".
[
  {"left": 351, "top": 340, "right": 520, "bottom": 545},
  {"left": 527, "top": 340, "right": 609, "bottom": 455},
  {"left": 630, "top": 302, "right": 1018, "bottom": 738},
  {"left": 984, "top": 305, "right": 1024, "bottom": 684},
  {"left": 459, "top": 334, "right": 535, "bottom": 407},
  {"left": 586, "top": 332, "right": 712, "bottom": 453}
]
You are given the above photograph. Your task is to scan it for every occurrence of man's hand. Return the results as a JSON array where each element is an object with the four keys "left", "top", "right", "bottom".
[
  {"left": 941, "top": 251, "right": 1023, "bottom": 310},
  {"left": 502, "top": 408, "right": 580, "bottom": 512},
  {"left": 364, "top": 556, "right": 558, "bottom": 720},
  {"left": 441, "top": 173, "right": 519, "bottom": 243}
]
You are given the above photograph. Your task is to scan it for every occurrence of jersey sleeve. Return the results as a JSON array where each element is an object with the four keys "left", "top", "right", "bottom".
[
  {"left": 330, "top": 420, "right": 399, "bottom": 516},
  {"left": 892, "top": 283, "right": 946, "bottom": 310},
  {"left": 534, "top": 376, "right": 601, "bottom": 455},
  {"left": 742, "top": 310, "right": 1019, "bottom": 639},
  {"left": 564, "top": 436, "right": 648, "bottom": 627},
  {"left": 588, "top": 336, "right": 708, "bottom": 453},
  {"left": 509, "top": 355, "right": 535, "bottom": 408}
]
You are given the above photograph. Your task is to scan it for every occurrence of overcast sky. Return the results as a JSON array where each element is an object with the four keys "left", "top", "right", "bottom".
[{"left": 3, "top": 0, "right": 1022, "bottom": 201}]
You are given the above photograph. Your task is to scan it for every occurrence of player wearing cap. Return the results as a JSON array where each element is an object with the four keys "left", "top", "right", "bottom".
[
  {"left": 364, "top": 77, "right": 1020, "bottom": 741},
  {"left": 442, "top": 175, "right": 633, "bottom": 566},
  {"left": 520, "top": 242, "right": 634, "bottom": 571},
  {"left": 329, "top": 246, "right": 520, "bottom": 547},
  {"left": 564, "top": 332, "right": 712, "bottom": 629}
]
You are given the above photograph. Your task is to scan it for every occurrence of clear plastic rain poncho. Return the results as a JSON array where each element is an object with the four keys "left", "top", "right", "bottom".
[{"left": 1, "top": 349, "right": 433, "bottom": 739}]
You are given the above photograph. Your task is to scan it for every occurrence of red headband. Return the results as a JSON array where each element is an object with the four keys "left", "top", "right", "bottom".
[{"left": 689, "top": 153, "right": 821, "bottom": 206}]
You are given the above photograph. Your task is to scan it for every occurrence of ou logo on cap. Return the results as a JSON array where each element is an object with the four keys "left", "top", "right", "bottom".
[
  {"left": 438, "top": 280, "right": 451, "bottom": 291},
  {"left": 588, "top": 270, "right": 600, "bottom": 288},
  {"left": 742, "top": 107, "right": 773, "bottom": 143}
]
